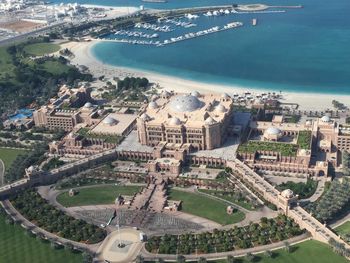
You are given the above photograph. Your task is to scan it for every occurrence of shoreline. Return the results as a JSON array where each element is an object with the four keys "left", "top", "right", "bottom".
[{"left": 62, "top": 40, "right": 350, "bottom": 111}]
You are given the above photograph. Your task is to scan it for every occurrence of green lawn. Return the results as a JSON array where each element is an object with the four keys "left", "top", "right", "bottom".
[
  {"left": 23, "top": 43, "right": 60, "bottom": 56},
  {"left": 0, "top": 46, "right": 16, "bottom": 79},
  {"left": 148, "top": 240, "right": 348, "bottom": 263},
  {"left": 0, "top": 147, "right": 26, "bottom": 171},
  {"left": 0, "top": 214, "right": 82, "bottom": 263},
  {"left": 40, "top": 60, "right": 71, "bottom": 75},
  {"left": 198, "top": 189, "right": 256, "bottom": 211},
  {"left": 168, "top": 189, "right": 245, "bottom": 225},
  {"left": 335, "top": 221, "right": 350, "bottom": 236},
  {"left": 57, "top": 185, "right": 142, "bottom": 207}
]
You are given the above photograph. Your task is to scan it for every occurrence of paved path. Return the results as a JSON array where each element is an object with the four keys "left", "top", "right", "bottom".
[
  {"left": 330, "top": 212, "right": 350, "bottom": 229},
  {"left": 141, "top": 233, "right": 311, "bottom": 261},
  {"left": 0, "top": 199, "right": 99, "bottom": 254},
  {"left": 302, "top": 177, "right": 326, "bottom": 203}
]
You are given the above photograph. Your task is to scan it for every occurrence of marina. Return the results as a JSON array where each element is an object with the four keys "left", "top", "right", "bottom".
[{"left": 96, "top": 21, "right": 243, "bottom": 47}]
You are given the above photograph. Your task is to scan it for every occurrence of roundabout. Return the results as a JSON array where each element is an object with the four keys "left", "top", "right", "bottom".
[{"left": 96, "top": 228, "right": 144, "bottom": 263}]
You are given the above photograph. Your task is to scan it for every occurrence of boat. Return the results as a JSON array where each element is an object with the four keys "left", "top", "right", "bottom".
[
  {"left": 141, "top": 0, "right": 167, "bottom": 3},
  {"left": 252, "top": 18, "right": 257, "bottom": 26}
]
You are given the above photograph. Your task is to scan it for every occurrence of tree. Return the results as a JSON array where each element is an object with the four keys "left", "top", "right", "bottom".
[
  {"left": 176, "top": 255, "right": 186, "bottom": 263},
  {"left": 226, "top": 255, "right": 236, "bottom": 263},
  {"left": 284, "top": 241, "right": 291, "bottom": 253},
  {"left": 265, "top": 250, "right": 273, "bottom": 258},
  {"left": 245, "top": 252, "right": 255, "bottom": 262},
  {"left": 198, "top": 257, "right": 207, "bottom": 263},
  {"left": 82, "top": 251, "right": 93, "bottom": 263},
  {"left": 135, "top": 255, "right": 144, "bottom": 263}
]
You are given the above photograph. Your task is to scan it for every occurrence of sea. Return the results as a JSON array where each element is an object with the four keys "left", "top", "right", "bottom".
[{"left": 54, "top": 0, "right": 350, "bottom": 94}]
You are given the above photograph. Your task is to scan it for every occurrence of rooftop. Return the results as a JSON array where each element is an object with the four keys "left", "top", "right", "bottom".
[
  {"left": 91, "top": 113, "right": 137, "bottom": 135},
  {"left": 142, "top": 92, "right": 233, "bottom": 128}
]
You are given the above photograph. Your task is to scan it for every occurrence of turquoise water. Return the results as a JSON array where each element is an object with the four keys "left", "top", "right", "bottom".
[
  {"left": 86, "top": 0, "right": 350, "bottom": 94},
  {"left": 9, "top": 109, "right": 33, "bottom": 120}
]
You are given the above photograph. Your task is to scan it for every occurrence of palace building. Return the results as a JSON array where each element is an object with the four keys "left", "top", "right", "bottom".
[{"left": 136, "top": 91, "right": 235, "bottom": 150}]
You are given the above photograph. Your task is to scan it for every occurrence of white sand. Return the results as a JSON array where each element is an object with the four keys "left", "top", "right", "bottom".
[
  {"left": 81, "top": 5, "right": 140, "bottom": 19},
  {"left": 61, "top": 40, "right": 350, "bottom": 111}
]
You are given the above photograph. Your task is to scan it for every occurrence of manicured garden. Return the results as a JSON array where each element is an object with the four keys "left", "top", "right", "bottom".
[
  {"left": 335, "top": 221, "right": 350, "bottom": 236},
  {"left": 277, "top": 179, "right": 317, "bottom": 199},
  {"left": 168, "top": 189, "right": 245, "bottom": 225},
  {"left": 296, "top": 130, "right": 312, "bottom": 149},
  {"left": 0, "top": 147, "right": 27, "bottom": 171},
  {"left": 11, "top": 190, "right": 106, "bottom": 244},
  {"left": 0, "top": 212, "right": 82, "bottom": 263},
  {"left": 0, "top": 38, "right": 92, "bottom": 117},
  {"left": 335, "top": 221, "right": 350, "bottom": 244},
  {"left": 77, "top": 128, "right": 123, "bottom": 144},
  {"left": 146, "top": 240, "right": 348, "bottom": 263},
  {"left": 305, "top": 178, "right": 350, "bottom": 223},
  {"left": 198, "top": 189, "right": 256, "bottom": 211},
  {"left": 57, "top": 185, "right": 142, "bottom": 207},
  {"left": 238, "top": 141, "right": 298, "bottom": 156},
  {"left": 23, "top": 42, "right": 60, "bottom": 56},
  {"left": 145, "top": 215, "right": 303, "bottom": 255}
]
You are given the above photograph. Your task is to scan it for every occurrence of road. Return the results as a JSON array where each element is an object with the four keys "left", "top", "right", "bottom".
[
  {"left": 0, "top": 21, "right": 66, "bottom": 47},
  {"left": 141, "top": 234, "right": 311, "bottom": 261}
]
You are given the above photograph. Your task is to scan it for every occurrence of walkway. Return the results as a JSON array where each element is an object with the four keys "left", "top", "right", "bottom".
[
  {"left": 228, "top": 159, "right": 350, "bottom": 247},
  {"left": 302, "top": 177, "right": 326, "bottom": 203},
  {"left": 141, "top": 234, "right": 311, "bottom": 262}
]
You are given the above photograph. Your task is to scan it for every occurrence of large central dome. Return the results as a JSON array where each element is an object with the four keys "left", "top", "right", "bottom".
[{"left": 169, "top": 95, "right": 203, "bottom": 112}]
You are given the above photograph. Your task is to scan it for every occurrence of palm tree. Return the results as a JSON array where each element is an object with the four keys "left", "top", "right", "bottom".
[
  {"left": 265, "top": 249, "right": 273, "bottom": 258},
  {"left": 284, "top": 241, "right": 291, "bottom": 253},
  {"left": 226, "top": 255, "right": 236, "bottom": 263},
  {"left": 135, "top": 255, "right": 144, "bottom": 263},
  {"left": 246, "top": 252, "right": 255, "bottom": 262},
  {"left": 176, "top": 255, "right": 186, "bottom": 263}
]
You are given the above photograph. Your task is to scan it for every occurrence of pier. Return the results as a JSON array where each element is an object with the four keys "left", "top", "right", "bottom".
[{"left": 94, "top": 22, "right": 243, "bottom": 47}]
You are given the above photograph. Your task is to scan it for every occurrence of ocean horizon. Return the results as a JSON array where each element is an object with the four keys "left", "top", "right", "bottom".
[{"left": 77, "top": 0, "right": 350, "bottom": 95}]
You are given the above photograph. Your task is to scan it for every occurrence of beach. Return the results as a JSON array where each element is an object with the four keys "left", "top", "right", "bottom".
[{"left": 61, "top": 40, "right": 350, "bottom": 111}]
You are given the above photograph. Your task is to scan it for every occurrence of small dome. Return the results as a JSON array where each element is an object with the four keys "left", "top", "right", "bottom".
[
  {"left": 215, "top": 104, "right": 227, "bottom": 113},
  {"left": 281, "top": 189, "right": 294, "bottom": 199},
  {"left": 299, "top": 149, "right": 307, "bottom": 155},
  {"left": 265, "top": 127, "right": 282, "bottom": 136},
  {"left": 321, "top": 116, "right": 331, "bottom": 123},
  {"left": 205, "top": 116, "right": 216, "bottom": 125},
  {"left": 161, "top": 90, "right": 171, "bottom": 97},
  {"left": 151, "top": 94, "right": 158, "bottom": 101},
  {"left": 168, "top": 117, "right": 181, "bottom": 126},
  {"left": 169, "top": 95, "right": 203, "bottom": 112},
  {"left": 103, "top": 116, "right": 117, "bottom": 125},
  {"left": 140, "top": 113, "right": 150, "bottom": 121},
  {"left": 149, "top": 101, "right": 158, "bottom": 109},
  {"left": 84, "top": 102, "right": 93, "bottom": 108},
  {"left": 191, "top": 91, "right": 200, "bottom": 97},
  {"left": 221, "top": 93, "right": 230, "bottom": 99}
]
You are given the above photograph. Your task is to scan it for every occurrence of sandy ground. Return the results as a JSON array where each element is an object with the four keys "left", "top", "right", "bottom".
[
  {"left": 61, "top": 40, "right": 350, "bottom": 111},
  {"left": 0, "top": 20, "right": 44, "bottom": 33},
  {"left": 81, "top": 5, "right": 140, "bottom": 19}
]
